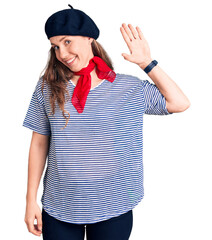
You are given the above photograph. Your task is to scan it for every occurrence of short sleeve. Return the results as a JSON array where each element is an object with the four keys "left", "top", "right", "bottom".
[
  {"left": 140, "top": 80, "right": 173, "bottom": 115},
  {"left": 22, "top": 80, "right": 51, "bottom": 136}
]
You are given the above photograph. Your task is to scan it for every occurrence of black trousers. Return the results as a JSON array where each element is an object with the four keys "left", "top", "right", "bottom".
[{"left": 42, "top": 208, "right": 133, "bottom": 240}]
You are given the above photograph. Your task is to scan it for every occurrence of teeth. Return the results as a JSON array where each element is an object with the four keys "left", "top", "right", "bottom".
[{"left": 67, "top": 57, "right": 76, "bottom": 64}]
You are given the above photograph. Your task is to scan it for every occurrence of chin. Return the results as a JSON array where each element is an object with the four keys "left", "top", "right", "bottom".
[
  {"left": 72, "top": 64, "right": 88, "bottom": 73},
  {"left": 69, "top": 66, "right": 81, "bottom": 73}
]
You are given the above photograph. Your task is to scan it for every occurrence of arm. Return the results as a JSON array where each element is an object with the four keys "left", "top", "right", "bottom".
[
  {"left": 120, "top": 23, "right": 191, "bottom": 113},
  {"left": 24, "top": 131, "right": 49, "bottom": 236},
  {"left": 139, "top": 62, "right": 190, "bottom": 113},
  {"left": 26, "top": 131, "right": 49, "bottom": 202}
]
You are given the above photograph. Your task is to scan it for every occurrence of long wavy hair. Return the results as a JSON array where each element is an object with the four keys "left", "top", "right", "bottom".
[{"left": 40, "top": 39, "right": 114, "bottom": 130}]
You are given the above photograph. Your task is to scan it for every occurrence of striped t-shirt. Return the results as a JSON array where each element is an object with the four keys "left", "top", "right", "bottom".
[{"left": 22, "top": 73, "right": 173, "bottom": 224}]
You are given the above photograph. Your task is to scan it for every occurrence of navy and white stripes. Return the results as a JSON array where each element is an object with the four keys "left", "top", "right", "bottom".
[{"left": 23, "top": 73, "right": 172, "bottom": 224}]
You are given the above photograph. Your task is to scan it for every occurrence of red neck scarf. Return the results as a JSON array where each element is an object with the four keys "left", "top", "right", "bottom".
[{"left": 71, "top": 56, "right": 116, "bottom": 113}]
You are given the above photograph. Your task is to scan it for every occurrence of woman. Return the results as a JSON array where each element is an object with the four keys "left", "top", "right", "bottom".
[{"left": 23, "top": 5, "right": 190, "bottom": 240}]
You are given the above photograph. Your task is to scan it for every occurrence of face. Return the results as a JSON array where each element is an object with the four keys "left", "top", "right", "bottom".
[{"left": 50, "top": 35, "right": 94, "bottom": 72}]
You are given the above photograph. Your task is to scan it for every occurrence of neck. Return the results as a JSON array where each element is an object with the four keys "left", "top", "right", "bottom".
[{"left": 71, "top": 66, "right": 100, "bottom": 82}]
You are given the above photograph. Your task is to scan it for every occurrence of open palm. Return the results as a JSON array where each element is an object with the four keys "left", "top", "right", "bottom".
[{"left": 120, "top": 23, "right": 152, "bottom": 69}]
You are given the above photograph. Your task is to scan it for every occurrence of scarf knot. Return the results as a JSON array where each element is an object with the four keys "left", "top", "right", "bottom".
[{"left": 71, "top": 56, "right": 116, "bottom": 113}]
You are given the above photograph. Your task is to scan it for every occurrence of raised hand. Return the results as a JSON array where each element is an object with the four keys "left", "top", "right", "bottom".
[{"left": 120, "top": 23, "right": 152, "bottom": 69}]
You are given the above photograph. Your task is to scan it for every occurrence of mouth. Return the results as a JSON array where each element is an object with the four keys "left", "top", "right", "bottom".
[{"left": 66, "top": 56, "right": 77, "bottom": 65}]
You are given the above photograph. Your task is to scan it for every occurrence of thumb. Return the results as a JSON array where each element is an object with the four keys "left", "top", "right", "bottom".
[
  {"left": 37, "top": 214, "right": 43, "bottom": 231},
  {"left": 122, "top": 53, "right": 132, "bottom": 61}
]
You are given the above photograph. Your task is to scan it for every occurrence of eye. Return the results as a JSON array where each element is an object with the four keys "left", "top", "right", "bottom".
[
  {"left": 53, "top": 46, "right": 59, "bottom": 50},
  {"left": 52, "top": 40, "right": 70, "bottom": 50},
  {"left": 65, "top": 40, "right": 71, "bottom": 44}
]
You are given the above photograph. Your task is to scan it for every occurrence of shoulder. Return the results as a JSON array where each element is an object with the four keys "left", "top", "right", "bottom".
[
  {"left": 116, "top": 73, "right": 141, "bottom": 84},
  {"left": 33, "top": 76, "right": 50, "bottom": 104},
  {"left": 34, "top": 76, "right": 48, "bottom": 92},
  {"left": 116, "top": 73, "right": 141, "bottom": 82},
  {"left": 115, "top": 73, "right": 147, "bottom": 88}
]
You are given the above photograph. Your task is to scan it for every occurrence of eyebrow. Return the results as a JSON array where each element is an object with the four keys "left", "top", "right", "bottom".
[{"left": 51, "top": 36, "right": 67, "bottom": 45}]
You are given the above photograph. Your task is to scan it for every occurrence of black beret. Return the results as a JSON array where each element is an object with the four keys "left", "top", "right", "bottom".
[{"left": 44, "top": 5, "right": 100, "bottom": 40}]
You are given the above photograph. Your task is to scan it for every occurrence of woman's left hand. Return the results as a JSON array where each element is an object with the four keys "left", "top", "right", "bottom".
[{"left": 120, "top": 23, "right": 152, "bottom": 69}]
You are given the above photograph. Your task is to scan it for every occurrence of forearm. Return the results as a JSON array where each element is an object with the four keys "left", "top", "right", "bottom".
[
  {"left": 26, "top": 135, "right": 49, "bottom": 202},
  {"left": 120, "top": 24, "right": 190, "bottom": 112},
  {"left": 139, "top": 60, "right": 191, "bottom": 113}
]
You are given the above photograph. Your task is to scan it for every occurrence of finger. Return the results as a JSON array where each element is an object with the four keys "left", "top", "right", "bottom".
[
  {"left": 33, "top": 223, "right": 42, "bottom": 236},
  {"left": 34, "top": 223, "right": 42, "bottom": 233},
  {"left": 122, "top": 53, "right": 133, "bottom": 62},
  {"left": 27, "top": 218, "right": 36, "bottom": 233},
  {"left": 27, "top": 218, "right": 42, "bottom": 236},
  {"left": 122, "top": 23, "right": 134, "bottom": 41},
  {"left": 128, "top": 24, "right": 139, "bottom": 39},
  {"left": 120, "top": 25, "right": 131, "bottom": 44},
  {"left": 136, "top": 26, "right": 144, "bottom": 40},
  {"left": 37, "top": 213, "right": 43, "bottom": 232},
  {"left": 120, "top": 26, "right": 132, "bottom": 51}
]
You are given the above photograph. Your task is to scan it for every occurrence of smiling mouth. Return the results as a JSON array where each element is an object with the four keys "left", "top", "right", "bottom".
[{"left": 66, "top": 56, "right": 77, "bottom": 65}]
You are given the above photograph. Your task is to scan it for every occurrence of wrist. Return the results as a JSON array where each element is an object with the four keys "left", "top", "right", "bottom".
[
  {"left": 142, "top": 60, "right": 158, "bottom": 74},
  {"left": 26, "top": 193, "right": 37, "bottom": 202},
  {"left": 138, "top": 59, "right": 153, "bottom": 70}
]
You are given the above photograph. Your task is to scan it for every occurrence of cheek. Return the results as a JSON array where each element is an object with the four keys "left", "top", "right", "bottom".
[
  {"left": 55, "top": 52, "right": 62, "bottom": 61},
  {"left": 72, "top": 46, "right": 81, "bottom": 57}
]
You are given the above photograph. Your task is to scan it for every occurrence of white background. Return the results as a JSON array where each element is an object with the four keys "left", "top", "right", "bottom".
[{"left": 1, "top": 0, "right": 212, "bottom": 239}]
